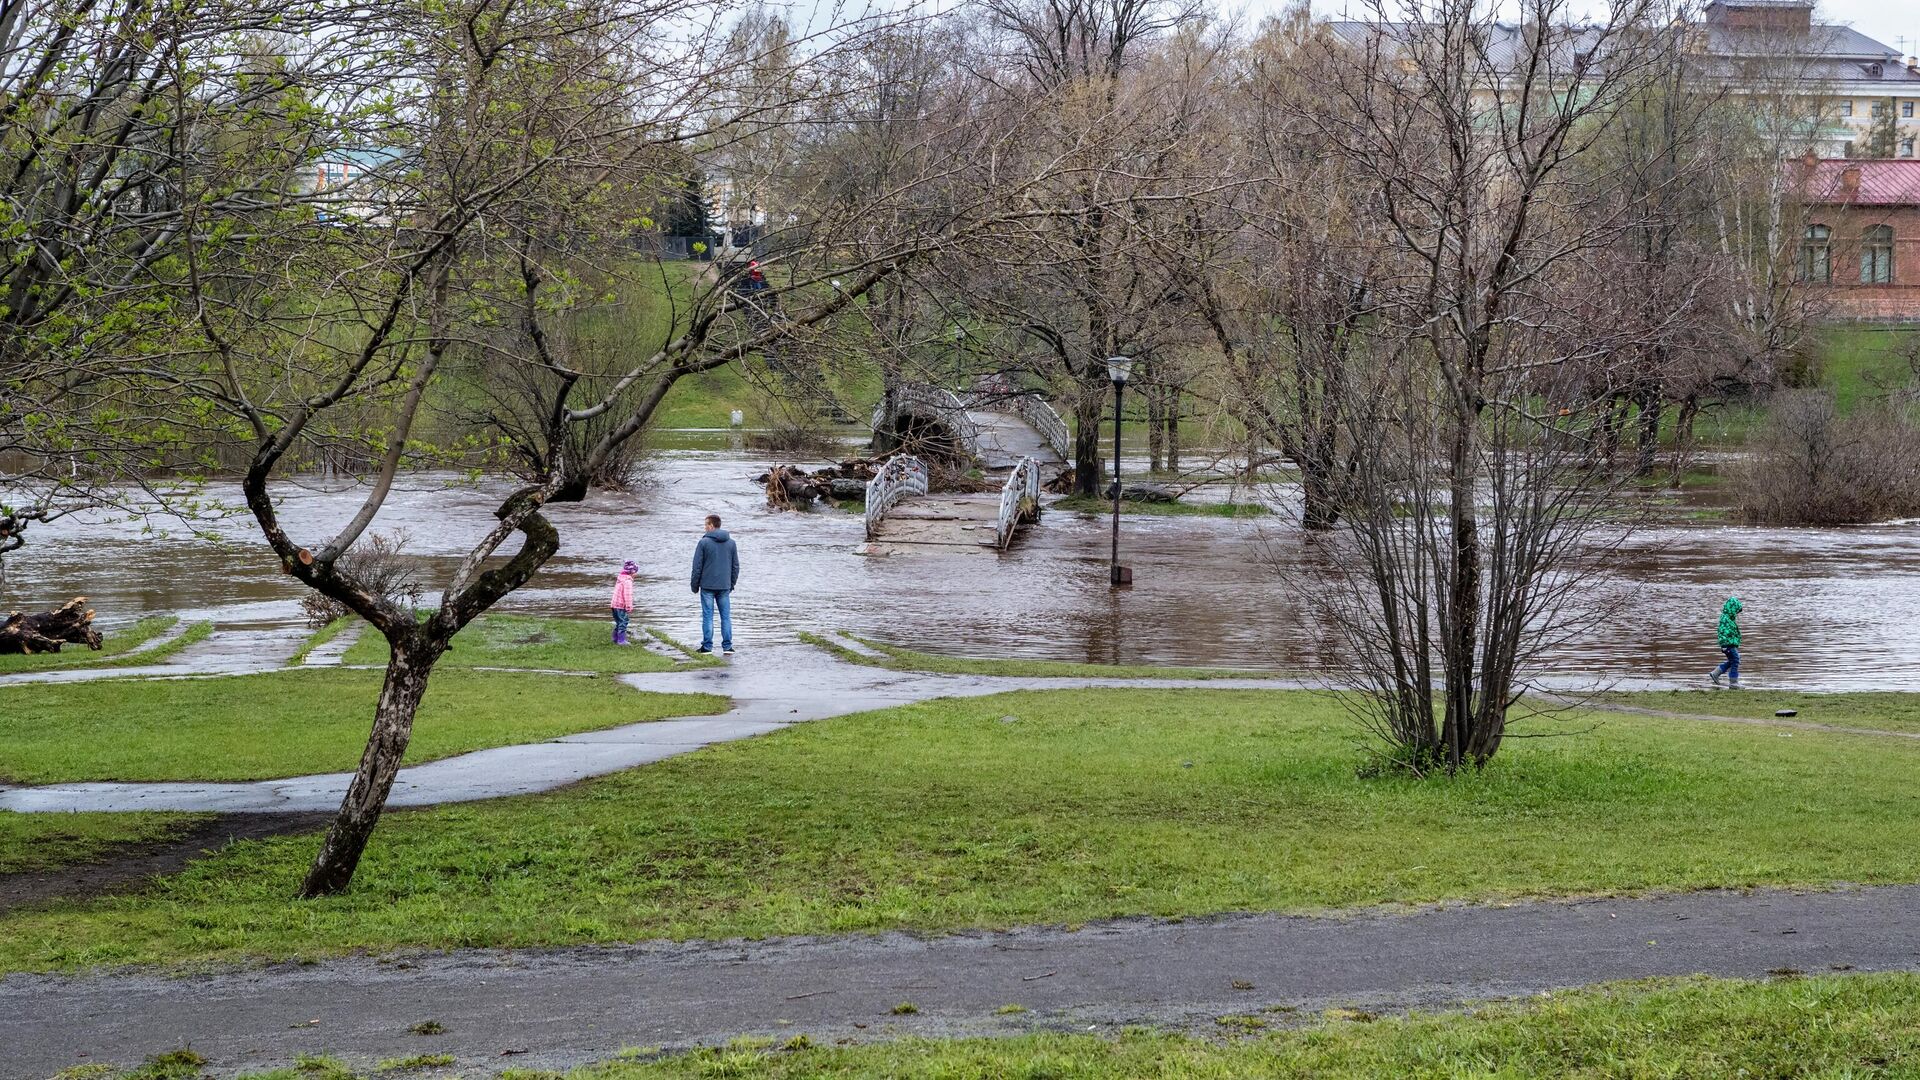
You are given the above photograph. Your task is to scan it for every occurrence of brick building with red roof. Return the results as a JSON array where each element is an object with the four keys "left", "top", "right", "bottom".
[{"left": 1794, "top": 158, "right": 1920, "bottom": 320}]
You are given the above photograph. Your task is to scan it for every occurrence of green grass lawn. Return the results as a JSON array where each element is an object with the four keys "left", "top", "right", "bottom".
[
  {"left": 1818, "top": 324, "right": 1918, "bottom": 414},
  {"left": 0, "top": 616, "right": 196, "bottom": 674},
  {"left": 1591, "top": 690, "right": 1920, "bottom": 735},
  {"left": 0, "top": 811, "right": 207, "bottom": 876},
  {"left": 650, "top": 364, "right": 760, "bottom": 429},
  {"left": 337, "top": 615, "right": 702, "bottom": 674},
  {"left": 1668, "top": 325, "right": 1919, "bottom": 449},
  {"left": 1054, "top": 494, "right": 1271, "bottom": 518},
  {"left": 801, "top": 632, "right": 1284, "bottom": 680},
  {"left": 9, "top": 688, "right": 1920, "bottom": 972},
  {"left": 650, "top": 356, "right": 884, "bottom": 431},
  {"left": 542, "top": 973, "right": 1920, "bottom": 1080},
  {"left": 0, "top": 668, "right": 726, "bottom": 784}
]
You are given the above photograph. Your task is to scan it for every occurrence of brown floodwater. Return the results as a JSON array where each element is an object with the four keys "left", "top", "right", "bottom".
[{"left": 4, "top": 437, "right": 1916, "bottom": 691}]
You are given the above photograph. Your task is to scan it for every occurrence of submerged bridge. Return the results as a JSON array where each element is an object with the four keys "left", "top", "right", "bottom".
[{"left": 861, "top": 383, "right": 1072, "bottom": 554}]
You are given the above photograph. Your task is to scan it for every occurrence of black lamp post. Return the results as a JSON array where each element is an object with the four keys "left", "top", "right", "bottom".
[{"left": 1106, "top": 355, "right": 1134, "bottom": 586}]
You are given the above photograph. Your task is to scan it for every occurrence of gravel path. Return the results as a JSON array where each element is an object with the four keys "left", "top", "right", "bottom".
[{"left": 9, "top": 885, "right": 1920, "bottom": 1077}]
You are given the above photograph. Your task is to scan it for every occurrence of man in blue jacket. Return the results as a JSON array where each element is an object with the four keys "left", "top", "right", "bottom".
[{"left": 691, "top": 513, "right": 740, "bottom": 655}]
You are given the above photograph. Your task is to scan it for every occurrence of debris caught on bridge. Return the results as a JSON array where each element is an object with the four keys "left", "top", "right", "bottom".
[
  {"left": 758, "top": 455, "right": 1006, "bottom": 510},
  {"left": 0, "top": 596, "right": 104, "bottom": 654},
  {"left": 758, "top": 459, "right": 882, "bottom": 509}
]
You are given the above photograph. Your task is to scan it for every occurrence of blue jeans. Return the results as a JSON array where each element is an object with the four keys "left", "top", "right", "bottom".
[
  {"left": 1715, "top": 646, "right": 1740, "bottom": 682},
  {"left": 610, "top": 608, "right": 629, "bottom": 641},
  {"left": 700, "top": 589, "right": 733, "bottom": 651}
]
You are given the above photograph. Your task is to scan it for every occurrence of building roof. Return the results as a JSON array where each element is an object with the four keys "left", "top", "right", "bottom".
[
  {"left": 1322, "top": 14, "right": 1920, "bottom": 89},
  {"left": 1705, "top": 24, "right": 1904, "bottom": 62},
  {"left": 1321, "top": 20, "right": 1609, "bottom": 74},
  {"left": 1796, "top": 159, "right": 1920, "bottom": 206}
]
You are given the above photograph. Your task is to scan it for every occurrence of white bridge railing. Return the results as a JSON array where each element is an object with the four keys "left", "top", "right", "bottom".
[
  {"left": 864, "top": 454, "right": 929, "bottom": 540},
  {"left": 1001, "top": 394, "right": 1073, "bottom": 461},
  {"left": 875, "top": 381, "right": 1068, "bottom": 464},
  {"left": 870, "top": 383, "right": 981, "bottom": 452},
  {"left": 995, "top": 455, "right": 1043, "bottom": 550}
]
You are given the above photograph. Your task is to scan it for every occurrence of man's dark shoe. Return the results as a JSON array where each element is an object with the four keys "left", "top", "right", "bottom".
[{"left": 697, "top": 646, "right": 713, "bottom": 654}]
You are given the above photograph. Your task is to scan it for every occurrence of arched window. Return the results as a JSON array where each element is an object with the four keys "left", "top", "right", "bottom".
[
  {"left": 1801, "top": 224, "right": 1832, "bottom": 283},
  {"left": 1863, "top": 225, "right": 1895, "bottom": 285}
]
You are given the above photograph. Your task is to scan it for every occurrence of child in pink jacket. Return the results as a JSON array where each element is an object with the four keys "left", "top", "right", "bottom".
[{"left": 609, "top": 560, "right": 637, "bottom": 645}]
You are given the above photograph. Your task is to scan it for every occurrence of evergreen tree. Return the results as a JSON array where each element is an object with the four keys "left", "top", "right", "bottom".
[
  {"left": 664, "top": 172, "right": 714, "bottom": 239},
  {"left": 1866, "top": 98, "right": 1898, "bottom": 158}
]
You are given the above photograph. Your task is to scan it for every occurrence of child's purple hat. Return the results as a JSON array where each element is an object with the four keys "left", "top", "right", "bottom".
[{"left": 621, "top": 560, "right": 639, "bottom": 575}]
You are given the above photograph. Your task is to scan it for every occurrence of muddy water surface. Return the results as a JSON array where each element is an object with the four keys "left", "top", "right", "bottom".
[{"left": 6, "top": 441, "right": 1918, "bottom": 691}]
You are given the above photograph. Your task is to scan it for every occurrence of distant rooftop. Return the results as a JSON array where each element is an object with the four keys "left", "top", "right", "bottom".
[
  {"left": 1324, "top": 8, "right": 1920, "bottom": 89},
  {"left": 1795, "top": 159, "right": 1920, "bottom": 206}
]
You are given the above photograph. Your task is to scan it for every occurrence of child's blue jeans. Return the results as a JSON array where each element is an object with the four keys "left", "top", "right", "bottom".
[
  {"left": 611, "top": 608, "right": 630, "bottom": 641},
  {"left": 1714, "top": 646, "right": 1740, "bottom": 682}
]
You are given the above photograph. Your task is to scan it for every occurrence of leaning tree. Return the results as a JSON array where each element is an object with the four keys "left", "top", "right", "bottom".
[{"left": 98, "top": 0, "right": 1014, "bottom": 896}]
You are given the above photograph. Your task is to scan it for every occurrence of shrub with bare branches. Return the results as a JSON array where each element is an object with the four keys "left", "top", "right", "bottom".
[
  {"left": 299, "top": 533, "right": 424, "bottom": 630},
  {"left": 1735, "top": 391, "right": 1920, "bottom": 525}
]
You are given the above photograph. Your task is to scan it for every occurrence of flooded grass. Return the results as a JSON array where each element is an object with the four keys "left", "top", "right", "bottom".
[
  {"left": 339, "top": 614, "right": 690, "bottom": 674},
  {"left": 287, "top": 616, "right": 356, "bottom": 666},
  {"left": 1053, "top": 494, "right": 1271, "bottom": 518},
  {"left": 800, "top": 632, "right": 1284, "bottom": 680},
  {"left": 571, "top": 973, "right": 1920, "bottom": 1079},
  {"left": 0, "top": 615, "right": 181, "bottom": 673},
  {"left": 0, "top": 669, "right": 726, "bottom": 784},
  {"left": 10, "top": 688, "right": 1920, "bottom": 971}
]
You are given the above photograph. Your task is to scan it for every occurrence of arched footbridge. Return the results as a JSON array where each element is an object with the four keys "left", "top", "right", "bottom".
[{"left": 862, "top": 384, "right": 1072, "bottom": 554}]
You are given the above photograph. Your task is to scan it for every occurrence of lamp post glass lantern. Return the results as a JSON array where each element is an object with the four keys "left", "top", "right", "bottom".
[{"left": 1106, "top": 356, "right": 1133, "bottom": 587}]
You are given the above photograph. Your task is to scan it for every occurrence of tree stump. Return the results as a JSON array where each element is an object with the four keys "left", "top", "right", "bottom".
[{"left": 0, "top": 597, "right": 104, "bottom": 654}]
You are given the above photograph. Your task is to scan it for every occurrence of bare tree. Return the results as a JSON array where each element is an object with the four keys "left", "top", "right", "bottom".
[
  {"left": 950, "top": 0, "right": 1218, "bottom": 494},
  {"left": 130, "top": 0, "right": 1017, "bottom": 896},
  {"left": 1183, "top": 8, "right": 1384, "bottom": 528},
  {"left": 1296, "top": 0, "right": 1705, "bottom": 771}
]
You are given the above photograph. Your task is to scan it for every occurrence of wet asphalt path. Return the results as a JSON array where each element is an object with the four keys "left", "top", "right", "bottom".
[{"left": 10, "top": 885, "right": 1920, "bottom": 1077}]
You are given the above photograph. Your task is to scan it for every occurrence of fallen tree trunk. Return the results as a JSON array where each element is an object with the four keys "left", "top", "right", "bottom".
[{"left": 0, "top": 597, "right": 103, "bottom": 654}]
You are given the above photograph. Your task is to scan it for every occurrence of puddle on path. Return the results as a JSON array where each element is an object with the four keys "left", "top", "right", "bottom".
[{"left": 4, "top": 438, "right": 1917, "bottom": 690}]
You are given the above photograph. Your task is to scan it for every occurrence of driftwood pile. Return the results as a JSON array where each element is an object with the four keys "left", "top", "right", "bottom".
[
  {"left": 758, "top": 459, "right": 883, "bottom": 509},
  {"left": 0, "top": 597, "right": 104, "bottom": 654}
]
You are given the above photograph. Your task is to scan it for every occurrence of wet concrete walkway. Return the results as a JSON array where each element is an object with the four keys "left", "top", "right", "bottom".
[
  {"left": 0, "top": 643, "right": 1306, "bottom": 814},
  {"left": 9, "top": 885, "right": 1920, "bottom": 1076},
  {"left": 8, "top": 635, "right": 1918, "bottom": 814},
  {"left": 0, "top": 623, "right": 304, "bottom": 687}
]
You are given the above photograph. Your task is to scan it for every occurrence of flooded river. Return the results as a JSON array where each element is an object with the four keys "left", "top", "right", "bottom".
[{"left": 5, "top": 436, "right": 1919, "bottom": 691}]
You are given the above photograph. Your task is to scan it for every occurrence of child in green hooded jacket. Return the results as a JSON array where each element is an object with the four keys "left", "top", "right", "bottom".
[{"left": 1711, "top": 596, "right": 1744, "bottom": 688}]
